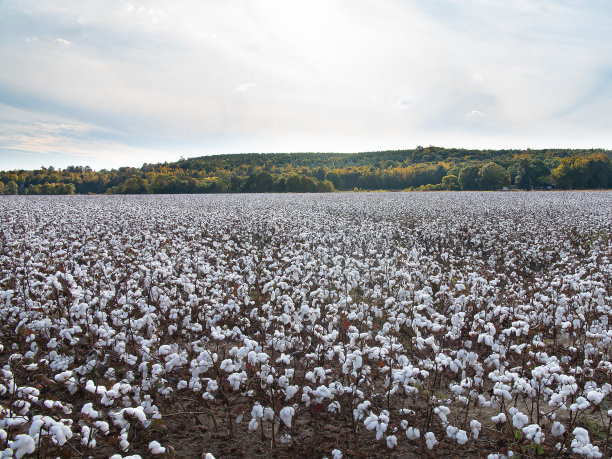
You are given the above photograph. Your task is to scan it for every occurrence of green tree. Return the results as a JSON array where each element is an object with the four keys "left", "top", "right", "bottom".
[
  {"left": 123, "top": 176, "right": 151, "bottom": 194},
  {"left": 441, "top": 175, "right": 460, "bottom": 190},
  {"left": 6, "top": 181, "right": 18, "bottom": 195},
  {"left": 458, "top": 166, "right": 480, "bottom": 190},
  {"left": 478, "top": 162, "right": 510, "bottom": 190}
]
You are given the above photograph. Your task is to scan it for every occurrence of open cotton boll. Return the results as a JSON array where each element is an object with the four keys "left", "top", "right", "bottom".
[
  {"left": 571, "top": 427, "right": 602, "bottom": 458},
  {"left": 512, "top": 412, "right": 529, "bottom": 430},
  {"left": 406, "top": 427, "right": 420, "bottom": 439},
  {"left": 364, "top": 411, "right": 389, "bottom": 441},
  {"left": 280, "top": 433, "right": 292, "bottom": 444},
  {"left": 386, "top": 435, "right": 397, "bottom": 449},
  {"left": 470, "top": 420, "right": 482, "bottom": 439},
  {"left": 279, "top": 406, "right": 295, "bottom": 427},
  {"left": 424, "top": 432, "right": 437, "bottom": 450},
  {"left": 455, "top": 430, "right": 468, "bottom": 445},
  {"left": 586, "top": 391, "right": 604, "bottom": 405},
  {"left": 149, "top": 440, "right": 166, "bottom": 455},
  {"left": 551, "top": 422, "right": 565, "bottom": 437},
  {"left": 10, "top": 434, "right": 36, "bottom": 458},
  {"left": 522, "top": 424, "right": 544, "bottom": 444}
]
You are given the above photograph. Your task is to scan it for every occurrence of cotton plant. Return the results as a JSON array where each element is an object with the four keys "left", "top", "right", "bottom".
[{"left": 0, "top": 192, "right": 611, "bottom": 457}]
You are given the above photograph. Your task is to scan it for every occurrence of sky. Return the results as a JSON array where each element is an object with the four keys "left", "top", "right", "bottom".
[{"left": 1, "top": 0, "right": 612, "bottom": 171}]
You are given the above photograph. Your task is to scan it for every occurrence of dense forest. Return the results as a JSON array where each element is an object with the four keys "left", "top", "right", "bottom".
[{"left": 1, "top": 147, "right": 611, "bottom": 194}]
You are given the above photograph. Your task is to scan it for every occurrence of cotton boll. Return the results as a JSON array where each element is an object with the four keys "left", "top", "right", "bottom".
[
  {"left": 280, "top": 433, "right": 292, "bottom": 444},
  {"left": 10, "top": 434, "right": 36, "bottom": 458},
  {"left": 470, "top": 420, "right": 482, "bottom": 439},
  {"left": 512, "top": 412, "right": 529, "bottom": 430},
  {"left": 424, "top": 432, "right": 437, "bottom": 449},
  {"left": 455, "top": 430, "right": 468, "bottom": 445},
  {"left": 406, "top": 427, "right": 420, "bottom": 440},
  {"left": 149, "top": 440, "right": 166, "bottom": 455},
  {"left": 522, "top": 424, "right": 544, "bottom": 444},
  {"left": 551, "top": 422, "right": 565, "bottom": 437}
]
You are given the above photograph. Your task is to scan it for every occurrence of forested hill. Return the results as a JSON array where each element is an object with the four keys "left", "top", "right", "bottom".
[{"left": 1, "top": 147, "right": 611, "bottom": 195}]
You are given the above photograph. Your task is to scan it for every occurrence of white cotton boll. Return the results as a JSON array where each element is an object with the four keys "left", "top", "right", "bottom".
[
  {"left": 491, "top": 413, "right": 507, "bottom": 424},
  {"left": 586, "top": 391, "right": 603, "bottom": 405},
  {"left": 571, "top": 427, "right": 602, "bottom": 458},
  {"left": 49, "top": 423, "right": 72, "bottom": 446},
  {"left": 149, "top": 440, "right": 166, "bottom": 455},
  {"left": 263, "top": 407, "right": 274, "bottom": 421},
  {"left": 81, "top": 402, "right": 99, "bottom": 419},
  {"left": 364, "top": 413, "right": 379, "bottom": 431},
  {"left": 406, "top": 427, "right": 420, "bottom": 440},
  {"left": 551, "top": 422, "right": 565, "bottom": 437},
  {"left": 572, "top": 428, "right": 590, "bottom": 446},
  {"left": 446, "top": 425, "right": 458, "bottom": 439},
  {"left": 251, "top": 404, "right": 264, "bottom": 419},
  {"left": 425, "top": 432, "right": 437, "bottom": 450},
  {"left": 29, "top": 418, "right": 44, "bottom": 437},
  {"left": 512, "top": 412, "right": 529, "bottom": 430},
  {"left": 455, "top": 430, "right": 468, "bottom": 445},
  {"left": 248, "top": 419, "right": 259, "bottom": 431},
  {"left": 522, "top": 424, "right": 544, "bottom": 444},
  {"left": 331, "top": 449, "right": 343, "bottom": 459},
  {"left": 54, "top": 370, "right": 73, "bottom": 383},
  {"left": 81, "top": 425, "right": 94, "bottom": 447},
  {"left": 386, "top": 435, "right": 397, "bottom": 449},
  {"left": 220, "top": 359, "right": 233, "bottom": 372},
  {"left": 285, "top": 385, "right": 299, "bottom": 400},
  {"left": 470, "top": 420, "right": 481, "bottom": 439},
  {"left": 10, "top": 434, "right": 36, "bottom": 458},
  {"left": 280, "top": 433, "right": 292, "bottom": 444},
  {"left": 279, "top": 406, "right": 295, "bottom": 427},
  {"left": 93, "top": 421, "right": 109, "bottom": 435},
  {"left": 434, "top": 406, "right": 450, "bottom": 424},
  {"left": 205, "top": 379, "right": 219, "bottom": 393},
  {"left": 570, "top": 397, "right": 590, "bottom": 412},
  {"left": 205, "top": 454, "right": 217, "bottom": 459}
]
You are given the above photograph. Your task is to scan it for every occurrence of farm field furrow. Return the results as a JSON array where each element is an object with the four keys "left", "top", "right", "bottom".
[{"left": 0, "top": 192, "right": 611, "bottom": 458}]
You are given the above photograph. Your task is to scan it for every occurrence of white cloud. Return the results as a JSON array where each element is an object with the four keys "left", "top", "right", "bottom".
[
  {"left": 232, "top": 82, "right": 256, "bottom": 93},
  {"left": 465, "top": 110, "right": 486, "bottom": 118},
  {"left": 55, "top": 37, "right": 71, "bottom": 46},
  {"left": 0, "top": 0, "right": 611, "bottom": 168}
]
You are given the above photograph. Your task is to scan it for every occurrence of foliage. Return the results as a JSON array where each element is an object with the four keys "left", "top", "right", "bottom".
[{"left": 0, "top": 149, "right": 610, "bottom": 194}]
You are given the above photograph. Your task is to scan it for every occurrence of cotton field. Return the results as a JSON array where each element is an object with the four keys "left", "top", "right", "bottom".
[{"left": 0, "top": 192, "right": 611, "bottom": 458}]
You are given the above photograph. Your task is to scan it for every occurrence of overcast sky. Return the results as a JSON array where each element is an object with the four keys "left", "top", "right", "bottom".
[{"left": 1, "top": 0, "right": 611, "bottom": 170}]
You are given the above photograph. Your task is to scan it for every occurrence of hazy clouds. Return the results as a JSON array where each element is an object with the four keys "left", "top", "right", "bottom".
[{"left": 1, "top": 0, "right": 611, "bottom": 169}]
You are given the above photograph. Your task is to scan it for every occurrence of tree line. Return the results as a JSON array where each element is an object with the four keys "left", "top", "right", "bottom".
[{"left": 0, "top": 148, "right": 610, "bottom": 194}]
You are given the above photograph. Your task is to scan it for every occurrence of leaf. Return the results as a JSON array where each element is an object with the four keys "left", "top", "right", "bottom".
[
  {"left": 343, "top": 320, "right": 350, "bottom": 330},
  {"left": 378, "top": 360, "right": 385, "bottom": 368}
]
